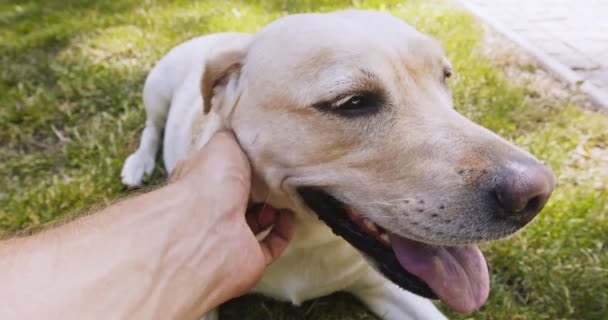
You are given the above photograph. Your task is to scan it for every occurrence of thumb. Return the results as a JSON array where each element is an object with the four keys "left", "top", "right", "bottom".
[
  {"left": 202, "top": 131, "right": 251, "bottom": 192},
  {"left": 204, "top": 131, "right": 250, "bottom": 173}
]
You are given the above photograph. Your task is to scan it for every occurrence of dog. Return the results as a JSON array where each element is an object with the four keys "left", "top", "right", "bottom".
[{"left": 120, "top": 10, "right": 556, "bottom": 320}]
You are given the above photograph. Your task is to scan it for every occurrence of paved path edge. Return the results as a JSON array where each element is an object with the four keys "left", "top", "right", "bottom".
[{"left": 456, "top": 0, "right": 608, "bottom": 112}]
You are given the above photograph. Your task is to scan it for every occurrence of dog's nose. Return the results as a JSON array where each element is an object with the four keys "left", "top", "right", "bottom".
[{"left": 494, "top": 162, "right": 556, "bottom": 224}]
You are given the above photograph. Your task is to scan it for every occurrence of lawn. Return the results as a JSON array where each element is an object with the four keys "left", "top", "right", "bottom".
[{"left": 1, "top": 0, "right": 607, "bottom": 319}]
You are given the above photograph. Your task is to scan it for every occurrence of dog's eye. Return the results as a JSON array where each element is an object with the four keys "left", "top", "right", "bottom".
[{"left": 314, "top": 93, "right": 383, "bottom": 118}]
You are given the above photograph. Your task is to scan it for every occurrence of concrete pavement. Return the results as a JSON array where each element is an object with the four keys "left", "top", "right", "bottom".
[{"left": 459, "top": 0, "right": 608, "bottom": 111}]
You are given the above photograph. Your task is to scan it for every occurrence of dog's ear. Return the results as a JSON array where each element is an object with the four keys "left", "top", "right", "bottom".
[
  {"left": 195, "top": 37, "right": 250, "bottom": 149},
  {"left": 200, "top": 39, "right": 250, "bottom": 114}
]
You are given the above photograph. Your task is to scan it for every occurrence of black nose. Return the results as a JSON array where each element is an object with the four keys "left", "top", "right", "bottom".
[{"left": 494, "top": 163, "right": 556, "bottom": 224}]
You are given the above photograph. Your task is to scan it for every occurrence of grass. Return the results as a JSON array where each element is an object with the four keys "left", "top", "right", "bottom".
[{"left": 1, "top": 0, "right": 606, "bottom": 319}]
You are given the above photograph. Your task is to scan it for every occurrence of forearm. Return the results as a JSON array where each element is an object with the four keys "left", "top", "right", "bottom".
[{"left": 0, "top": 185, "right": 225, "bottom": 320}]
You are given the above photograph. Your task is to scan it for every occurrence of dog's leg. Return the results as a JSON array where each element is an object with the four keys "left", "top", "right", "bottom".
[
  {"left": 348, "top": 269, "right": 446, "bottom": 320},
  {"left": 121, "top": 74, "right": 169, "bottom": 187}
]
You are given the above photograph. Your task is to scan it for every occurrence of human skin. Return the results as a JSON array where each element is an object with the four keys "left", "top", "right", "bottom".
[{"left": 0, "top": 131, "right": 294, "bottom": 320}]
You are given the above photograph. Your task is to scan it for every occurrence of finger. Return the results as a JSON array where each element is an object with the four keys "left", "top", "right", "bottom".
[
  {"left": 245, "top": 204, "right": 263, "bottom": 233},
  {"left": 246, "top": 204, "right": 277, "bottom": 234},
  {"left": 259, "top": 209, "right": 294, "bottom": 265},
  {"left": 205, "top": 131, "right": 251, "bottom": 175},
  {"left": 200, "top": 131, "right": 252, "bottom": 197}
]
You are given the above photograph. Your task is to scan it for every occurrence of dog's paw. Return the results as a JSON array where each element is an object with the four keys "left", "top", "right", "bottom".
[
  {"left": 200, "top": 309, "right": 219, "bottom": 320},
  {"left": 120, "top": 151, "right": 155, "bottom": 187}
]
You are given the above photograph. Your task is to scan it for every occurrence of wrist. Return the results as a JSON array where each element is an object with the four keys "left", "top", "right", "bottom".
[{"left": 153, "top": 183, "right": 244, "bottom": 318}]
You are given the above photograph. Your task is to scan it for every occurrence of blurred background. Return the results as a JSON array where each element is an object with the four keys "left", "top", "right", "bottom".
[{"left": 0, "top": 1, "right": 606, "bottom": 319}]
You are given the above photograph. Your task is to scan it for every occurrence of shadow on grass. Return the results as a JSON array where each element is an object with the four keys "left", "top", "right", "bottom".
[{"left": 221, "top": 292, "right": 380, "bottom": 320}]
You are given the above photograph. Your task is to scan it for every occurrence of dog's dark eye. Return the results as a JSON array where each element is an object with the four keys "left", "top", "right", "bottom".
[{"left": 314, "top": 93, "right": 383, "bottom": 118}]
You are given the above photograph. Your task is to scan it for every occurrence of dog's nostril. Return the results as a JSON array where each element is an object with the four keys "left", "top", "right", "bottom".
[
  {"left": 494, "top": 162, "right": 556, "bottom": 224},
  {"left": 526, "top": 195, "right": 541, "bottom": 212}
]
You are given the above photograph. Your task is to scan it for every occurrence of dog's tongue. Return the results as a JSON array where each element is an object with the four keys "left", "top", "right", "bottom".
[{"left": 389, "top": 234, "right": 489, "bottom": 313}]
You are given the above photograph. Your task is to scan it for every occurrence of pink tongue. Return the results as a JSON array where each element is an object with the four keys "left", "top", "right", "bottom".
[{"left": 389, "top": 234, "right": 489, "bottom": 313}]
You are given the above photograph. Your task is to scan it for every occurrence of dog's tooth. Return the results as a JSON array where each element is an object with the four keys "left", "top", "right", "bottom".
[
  {"left": 363, "top": 219, "right": 378, "bottom": 232},
  {"left": 380, "top": 233, "right": 390, "bottom": 244}
]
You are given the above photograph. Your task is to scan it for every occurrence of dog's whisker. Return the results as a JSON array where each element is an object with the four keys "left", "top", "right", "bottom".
[{"left": 260, "top": 193, "right": 272, "bottom": 213}]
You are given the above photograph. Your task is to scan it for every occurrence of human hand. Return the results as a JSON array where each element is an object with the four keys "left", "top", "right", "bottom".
[
  {"left": 168, "top": 131, "right": 294, "bottom": 315},
  {"left": 0, "top": 130, "right": 293, "bottom": 320}
]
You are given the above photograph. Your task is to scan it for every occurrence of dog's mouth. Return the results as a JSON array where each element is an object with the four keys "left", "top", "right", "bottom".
[{"left": 298, "top": 187, "right": 489, "bottom": 313}]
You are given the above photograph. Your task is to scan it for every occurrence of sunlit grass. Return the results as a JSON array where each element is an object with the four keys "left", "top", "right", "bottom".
[{"left": 1, "top": 0, "right": 606, "bottom": 319}]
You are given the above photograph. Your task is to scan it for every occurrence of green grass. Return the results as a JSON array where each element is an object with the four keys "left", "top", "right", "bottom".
[{"left": 1, "top": 0, "right": 607, "bottom": 319}]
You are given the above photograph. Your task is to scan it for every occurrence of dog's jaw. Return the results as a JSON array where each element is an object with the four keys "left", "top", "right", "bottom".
[{"left": 297, "top": 187, "right": 438, "bottom": 299}]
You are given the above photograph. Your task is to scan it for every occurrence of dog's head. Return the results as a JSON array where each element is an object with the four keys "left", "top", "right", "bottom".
[{"left": 200, "top": 10, "right": 556, "bottom": 313}]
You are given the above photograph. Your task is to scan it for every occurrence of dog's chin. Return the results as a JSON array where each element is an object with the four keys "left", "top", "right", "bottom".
[{"left": 297, "top": 187, "right": 438, "bottom": 299}]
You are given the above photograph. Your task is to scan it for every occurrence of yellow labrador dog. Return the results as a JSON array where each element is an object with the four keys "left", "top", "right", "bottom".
[{"left": 121, "top": 10, "right": 555, "bottom": 320}]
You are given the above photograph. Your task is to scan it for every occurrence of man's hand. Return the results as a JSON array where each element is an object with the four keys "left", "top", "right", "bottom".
[
  {"left": 169, "top": 131, "right": 294, "bottom": 311},
  {"left": 0, "top": 131, "right": 294, "bottom": 320}
]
